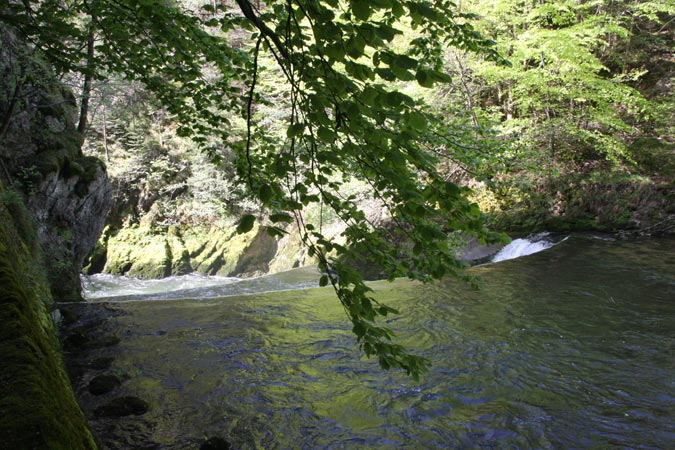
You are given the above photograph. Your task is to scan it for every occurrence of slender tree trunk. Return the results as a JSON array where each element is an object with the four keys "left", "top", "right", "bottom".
[
  {"left": 102, "top": 105, "right": 110, "bottom": 162},
  {"left": 78, "top": 11, "right": 96, "bottom": 134},
  {"left": 454, "top": 52, "right": 479, "bottom": 128}
]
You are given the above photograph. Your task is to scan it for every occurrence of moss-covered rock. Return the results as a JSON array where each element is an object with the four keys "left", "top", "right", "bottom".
[
  {"left": 0, "top": 186, "right": 97, "bottom": 449},
  {"left": 103, "top": 225, "right": 171, "bottom": 278},
  {"left": 99, "top": 222, "right": 281, "bottom": 279}
]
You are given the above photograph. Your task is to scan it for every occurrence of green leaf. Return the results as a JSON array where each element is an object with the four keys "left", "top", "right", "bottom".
[
  {"left": 317, "top": 127, "right": 335, "bottom": 142},
  {"left": 259, "top": 184, "right": 273, "bottom": 204},
  {"left": 236, "top": 214, "right": 255, "bottom": 234},
  {"left": 393, "top": 54, "right": 418, "bottom": 69},
  {"left": 319, "top": 275, "right": 329, "bottom": 287},
  {"left": 269, "top": 213, "right": 294, "bottom": 223},
  {"left": 351, "top": 1, "right": 371, "bottom": 21},
  {"left": 415, "top": 69, "right": 434, "bottom": 88},
  {"left": 266, "top": 226, "right": 288, "bottom": 237},
  {"left": 407, "top": 111, "right": 427, "bottom": 130},
  {"left": 287, "top": 122, "right": 304, "bottom": 138}
]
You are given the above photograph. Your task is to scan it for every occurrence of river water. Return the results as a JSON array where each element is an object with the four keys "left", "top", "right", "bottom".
[{"left": 66, "top": 234, "right": 674, "bottom": 449}]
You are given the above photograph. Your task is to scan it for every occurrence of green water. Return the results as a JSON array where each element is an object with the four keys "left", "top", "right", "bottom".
[{"left": 66, "top": 235, "right": 674, "bottom": 449}]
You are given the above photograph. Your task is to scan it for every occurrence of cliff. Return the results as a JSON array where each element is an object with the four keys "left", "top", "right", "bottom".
[
  {"left": 0, "top": 185, "right": 97, "bottom": 449},
  {"left": 0, "top": 22, "right": 111, "bottom": 449},
  {"left": 0, "top": 22, "right": 112, "bottom": 302}
]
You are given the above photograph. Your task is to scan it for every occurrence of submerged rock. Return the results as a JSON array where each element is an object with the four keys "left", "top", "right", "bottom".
[
  {"left": 90, "top": 356, "right": 115, "bottom": 370},
  {"left": 95, "top": 396, "right": 149, "bottom": 417},
  {"left": 88, "top": 374, "right": 121, "bottom": 395},
  {"left": 200, "top": 436, "right": 232, "bottom": 450}
]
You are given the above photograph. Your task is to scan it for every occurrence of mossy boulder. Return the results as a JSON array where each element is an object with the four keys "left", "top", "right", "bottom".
[
  {"left": 103, "top": 225, "right": 171, "bottom": 278},
  {"left": 99, "top": 222, "right": 279, "bottom": 279}
]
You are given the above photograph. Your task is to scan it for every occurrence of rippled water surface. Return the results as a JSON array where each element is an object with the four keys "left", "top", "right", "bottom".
[{"left": 67, "top": 235, "right": 675, "bottom": 449}]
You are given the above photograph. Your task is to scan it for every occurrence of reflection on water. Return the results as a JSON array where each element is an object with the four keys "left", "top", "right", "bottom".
[{"left": 67, "top": 235, "right": 675, "bottom": 449}]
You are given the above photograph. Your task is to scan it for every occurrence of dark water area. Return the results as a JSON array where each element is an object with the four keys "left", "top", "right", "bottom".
[{"left": 62, "top": 235, "right": 675, "bottom": 449}]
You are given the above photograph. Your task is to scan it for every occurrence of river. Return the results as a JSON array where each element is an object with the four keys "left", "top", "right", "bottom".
[{"left": 63, "top": 234, "right": 675, "bottom": 449}]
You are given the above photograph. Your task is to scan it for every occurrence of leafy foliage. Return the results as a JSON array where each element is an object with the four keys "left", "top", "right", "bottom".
[
  {"left": 429, "top": 0, "right": 674, "bottom": 231},
  {"left": 3, "top": 0, "right": 508, "bottom": 378}
]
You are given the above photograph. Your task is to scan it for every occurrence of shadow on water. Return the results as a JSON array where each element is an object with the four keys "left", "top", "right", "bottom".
[{"left": 62, "top": 235, "right": 675, "bottom": 449}]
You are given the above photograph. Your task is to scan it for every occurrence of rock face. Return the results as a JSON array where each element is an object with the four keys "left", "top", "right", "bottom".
[
  {"left": 0, "top": 23, "right": 112, "bottom": 301},
  {"left": 98, "top": 223, "right": 282, "bottom": 279},
  {"left": 0, "top": 187, "right": 97, "bottom": 449}
]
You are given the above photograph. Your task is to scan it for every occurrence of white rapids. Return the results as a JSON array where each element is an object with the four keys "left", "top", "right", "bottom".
[{"left": 491, "top": 233, "right": 561, "bottom": 263}]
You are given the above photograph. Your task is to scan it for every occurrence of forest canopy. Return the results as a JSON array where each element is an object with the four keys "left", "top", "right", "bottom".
[{"left": 2, "top": 0, "right": 673, "bottom": 378}]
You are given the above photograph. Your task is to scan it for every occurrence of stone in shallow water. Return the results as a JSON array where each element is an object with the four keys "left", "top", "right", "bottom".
[
  {"left": 95, "top": 396, "right": 149, "bottom": 417},
  {"left": 90, "top": 356, "right": 114, "bottom": 370},
  {"left": 200, "top": 436, "right": 232, "bottom": 450},
  {"left": 63, "top": 327, "right": 90, "bottom": 348},
  {"left": 88, "top": 335, "right": 121, "bottom": 348},
  {"left": 88, "top": 374, "right": 121, "bottom": 395}
]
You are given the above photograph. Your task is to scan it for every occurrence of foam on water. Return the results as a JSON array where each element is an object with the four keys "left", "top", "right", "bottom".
[
  {"left": 81, "top": 266, "right": 322, "bottom": 302},
  {"left": 491, "top": 233, "right": 557, "bottom": 262}
]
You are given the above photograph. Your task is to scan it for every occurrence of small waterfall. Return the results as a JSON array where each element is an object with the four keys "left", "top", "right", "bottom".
[
  {"left": 491, "top": 233, "right": 557, "bottom": 263},
  {"left": 81, "top": 266, "right": 322, "bottom": 302}
]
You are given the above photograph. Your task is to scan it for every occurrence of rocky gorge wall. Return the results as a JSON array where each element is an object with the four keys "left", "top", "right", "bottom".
[
  {"left": 86, "top": 221, "right": 326, "bottom": 280},
  {"left": 0, "top": 22, "right": 113, "bottom": 301},
  {"left": 0, "top": 23, "right": 111, "bottom": 448},
  {"left": 0, "top": 185, "right": 97, "bottom": 449}
]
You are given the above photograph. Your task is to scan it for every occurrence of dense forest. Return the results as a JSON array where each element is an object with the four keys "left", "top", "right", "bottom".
[{"left": 1, "top": 0, "right": 674, "bottom": 377}]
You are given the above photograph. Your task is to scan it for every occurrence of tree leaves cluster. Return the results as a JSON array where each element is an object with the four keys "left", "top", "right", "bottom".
[
  {"left": 445, "top": 0, "right": 673, "bottom": 169},
  {"left": 428, "top": 0, "right": 674, "bottom": 230},
  {"left": 2, "top": 0, "right": 507, "bottom": 378}
]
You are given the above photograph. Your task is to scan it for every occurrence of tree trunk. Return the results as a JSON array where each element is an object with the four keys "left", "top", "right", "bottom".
[{"left": 78, "top": 13, "right": 96, "bottom": 134}]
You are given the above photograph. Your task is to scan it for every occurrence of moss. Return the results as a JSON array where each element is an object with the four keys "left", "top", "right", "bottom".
[
  {"left": 102, "top": 223, "right": 296, "bottom": 279},
  {"left": 0, "top": 189, "right": 97, "bottom": 449},
  {"left": 104, "top": 226, "right": 171, "bottom": 278},
  {"left": 82, "top": 236, "right": 108, "bottom": 275},
  {"left": 73, "top": 156, "right": 105, "bottom": 197},
  {"left": 168, "top": 234, "right": 193, "bottom": 275},
  {"left": 0, "top": 188, "right": 39, "bottom": 253}
]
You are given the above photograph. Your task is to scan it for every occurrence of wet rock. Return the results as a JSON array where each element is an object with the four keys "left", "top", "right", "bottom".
[
  {"left": 90, "top": 356, "right": 114, "bottom": 370},
  {"left": 88, "top": 335, "right": 121, "bottom": 348},
  {"left": 59, "top": 308, "right": 78, "bottom": 325},
  {"left": 200, "top": 436, "right": 232, "bottom": 450},
  {"left": 88, "top": 374, "right": 121, "bottom": 395},
  {"left": 95, "top": 396, "right": 149, "bottom": 417},
  {"left": 63, "top": 327, "right": 90, "bottom": 348}
]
